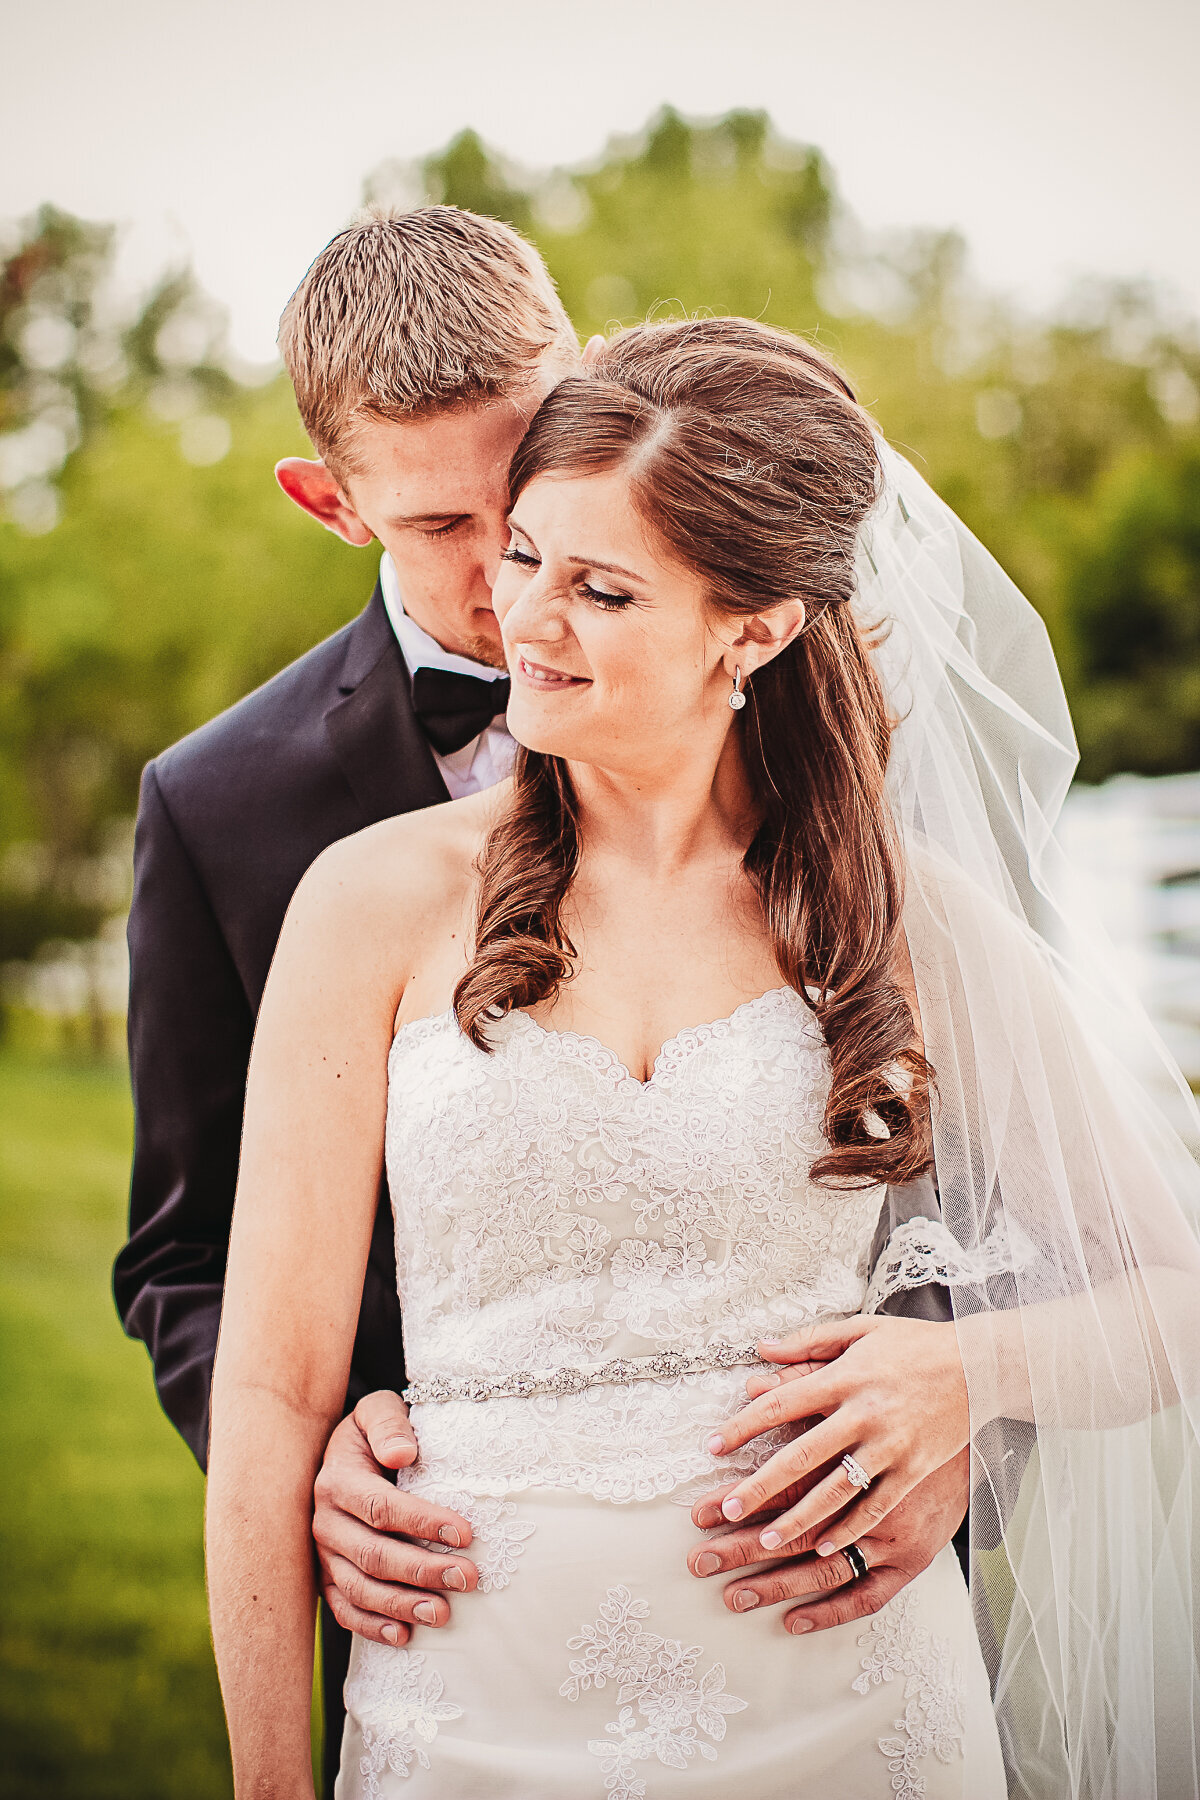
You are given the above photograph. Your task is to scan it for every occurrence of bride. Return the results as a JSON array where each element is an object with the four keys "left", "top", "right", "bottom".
[{"left": 206, "top": 318, "right": 1200, "bottom": 1799}]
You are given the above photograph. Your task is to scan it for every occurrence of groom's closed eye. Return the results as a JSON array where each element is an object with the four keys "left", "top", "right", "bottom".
[{"left": 387, "top": 513, "right": 470, "bottom": 538}]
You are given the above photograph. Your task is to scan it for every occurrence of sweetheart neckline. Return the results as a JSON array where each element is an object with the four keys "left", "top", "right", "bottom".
[{"left": 389, "top": 984, "right": 816, "bottom": 1091}]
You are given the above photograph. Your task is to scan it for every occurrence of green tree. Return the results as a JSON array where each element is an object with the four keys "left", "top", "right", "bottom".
[
  {"left": 4, "top": 109, "right": 1200, "bottom": 959},
  {"left": 0, "top": 210, "right": 358, "bottom": 954},
  {"left": 1066, "top": 441, "right": 1200, "bottom": 777}
]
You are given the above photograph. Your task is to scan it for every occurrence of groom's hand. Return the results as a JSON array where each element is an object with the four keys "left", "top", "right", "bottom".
[
  {"left": 687, "top": 1449, "right": 969, "bottom": 1633},
  {"left": 313, "top": 1390, "right": 478, "bottom": 1646}
]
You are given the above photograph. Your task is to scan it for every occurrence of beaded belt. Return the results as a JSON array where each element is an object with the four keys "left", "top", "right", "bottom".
[{"left": 402, "top": 1341, "right": 766, "bottom": 1406}]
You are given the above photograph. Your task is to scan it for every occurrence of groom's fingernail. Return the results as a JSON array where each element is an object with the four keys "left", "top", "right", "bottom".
[
  {"left": 695, "top": 1552, "right": 721, "bottom": 1577},
  {"left": 789, "top": 1617, "right": 814, "bottom": 1634},
  {"left": 732, "top": 1589, "right": 761, "bottom": 1611},
  {"left": 695, "top": 1503, "right": 721, "bottom": 1528},
  {"left": 441, "top": 1568, "right": 467, "bottom": 1591},
  {"left": 413, "top": 1601, "right": 438, "bottom": 1624},
  {"left": 816, "top": 1540, "right": 836, "bottom": 1557},
  {"left": 760, "top": 1529, "right": 783, "bottom": 1550},
  {"left": 438, "top": 1526, "right": 462, "bottom": 1548},
  {"left": 382, "top": 1623, "right": 401, "bottom": 1645},
  {"left": 706, "top": 1434, "right": 725, "bottom": 1455},
  {"left": 722, "top": 1496, "right": 744, "bottom": 1521}
]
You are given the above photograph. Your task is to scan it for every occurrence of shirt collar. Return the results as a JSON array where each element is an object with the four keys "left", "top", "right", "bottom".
[{"left": 379, "top": 552, "right": 507, "bottom": 685}]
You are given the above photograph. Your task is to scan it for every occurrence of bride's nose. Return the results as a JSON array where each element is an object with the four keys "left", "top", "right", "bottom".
[{"left": 501, "top": 578, "right": 572, "bottom": 648}]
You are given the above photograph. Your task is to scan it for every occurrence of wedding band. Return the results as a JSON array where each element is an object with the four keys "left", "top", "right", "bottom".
[
  {"left": 842, "top": 1543, "right": 869, "bottom": 1582},
  {"left": 841, "top": 1452, "right": 872, "bottom": 1492}
]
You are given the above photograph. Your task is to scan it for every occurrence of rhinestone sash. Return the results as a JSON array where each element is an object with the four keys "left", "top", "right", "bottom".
[{"left": 402, "top": 1341, "right": 768, "bottom": 1406}]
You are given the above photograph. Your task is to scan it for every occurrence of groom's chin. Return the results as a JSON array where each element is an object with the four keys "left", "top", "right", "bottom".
[{"left": 461, "top": 632, "right": 509, "bottom": 672}]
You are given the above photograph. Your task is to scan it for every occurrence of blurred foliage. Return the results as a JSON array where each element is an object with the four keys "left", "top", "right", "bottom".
[{"left": 3, "top": 108, "right": 1200, "bottom": 956}]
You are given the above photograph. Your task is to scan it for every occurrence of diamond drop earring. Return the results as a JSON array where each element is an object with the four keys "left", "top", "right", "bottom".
[{"left": 728, "top": 667, "right": 746, "bottom": 711}]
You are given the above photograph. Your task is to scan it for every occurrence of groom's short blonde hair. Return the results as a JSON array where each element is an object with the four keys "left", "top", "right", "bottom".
[{"left": 279, "top": 205, "right": 579, "bottom": 478}]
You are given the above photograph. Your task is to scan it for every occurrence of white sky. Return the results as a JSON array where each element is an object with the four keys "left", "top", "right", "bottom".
[{"left": 4, "top": 0, "right": 1198, "bottom": 361}]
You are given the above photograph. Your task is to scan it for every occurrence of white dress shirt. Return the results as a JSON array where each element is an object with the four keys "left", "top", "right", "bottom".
[{"left": 378, "top": 552, "right": 516, "bottom": 801}]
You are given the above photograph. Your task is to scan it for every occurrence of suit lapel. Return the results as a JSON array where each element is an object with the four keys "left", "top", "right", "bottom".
[{"left": 324, "top": 584, "right": 449, "bottom": 822}]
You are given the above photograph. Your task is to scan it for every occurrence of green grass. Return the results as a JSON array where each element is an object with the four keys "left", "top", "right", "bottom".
[{"left": 0, "top": 1049, "right": 231, "bottom": 1799}]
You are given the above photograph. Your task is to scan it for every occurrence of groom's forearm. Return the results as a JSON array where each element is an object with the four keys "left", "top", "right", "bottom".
[
  {"left": 206, "top": 1384, "right": 329, "bottom": 1799},
  {"left": 954, "top": 1265, "right": 1197, "bottom": 1429}
]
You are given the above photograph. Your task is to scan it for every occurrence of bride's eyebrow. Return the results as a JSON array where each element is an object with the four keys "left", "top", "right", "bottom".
[{"left": 567, "top": 554, "right": 647, "bottom": 587}]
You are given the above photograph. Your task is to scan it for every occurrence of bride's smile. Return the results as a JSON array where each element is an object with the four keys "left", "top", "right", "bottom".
[{"left": 512, "top": 655, "right": 590, "bottom": 689}]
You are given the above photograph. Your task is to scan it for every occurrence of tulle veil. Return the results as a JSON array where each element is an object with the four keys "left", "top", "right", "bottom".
[{"left": 861, "top": 443, "right": 1200, "bottom": 1800}]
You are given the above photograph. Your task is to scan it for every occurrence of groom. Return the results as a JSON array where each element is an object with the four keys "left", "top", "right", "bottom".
[{"left": 114, "top": 205, "right": 969, "bottom": 1794}]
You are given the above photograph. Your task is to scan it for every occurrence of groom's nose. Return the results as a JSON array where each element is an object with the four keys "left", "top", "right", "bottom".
[
  {"left": 475, "top": 503, "right": 513, "bottom": 597},
  {"left": 480, "top": 533, "right": 505, "bottom": 595}
]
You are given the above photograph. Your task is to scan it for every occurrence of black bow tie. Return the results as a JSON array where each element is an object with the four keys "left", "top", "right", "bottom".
[{"left": 411, "top": 665, "right": 512, "bottom": 756}]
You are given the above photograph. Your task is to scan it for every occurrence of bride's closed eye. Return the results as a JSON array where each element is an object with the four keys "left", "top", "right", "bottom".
[
  {"left": 579, "top": 580, "right": 634, "bottom": 612},
  {"left": 501, "top": 540, "right": 633, "bottom": 611}
]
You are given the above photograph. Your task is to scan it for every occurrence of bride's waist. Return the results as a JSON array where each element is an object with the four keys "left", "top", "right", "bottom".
[
  {"left": 401, "top": 1275, "right": 868, "bottom": 1401},
  {"left": 404, "top": 1365, "right": 794, "bottom": 1506},
  {"left": 401, "top": 1339, "right": 768, "bottom": 1406}
]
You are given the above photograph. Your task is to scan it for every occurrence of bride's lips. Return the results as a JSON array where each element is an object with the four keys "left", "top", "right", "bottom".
[{"left": 513, "top": 655, "right": 590, "bottom": 691}]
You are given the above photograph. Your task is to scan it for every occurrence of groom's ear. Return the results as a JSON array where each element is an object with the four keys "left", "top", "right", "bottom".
[{"left": 275, "top": 457, "right": 375, "bottom": 547}]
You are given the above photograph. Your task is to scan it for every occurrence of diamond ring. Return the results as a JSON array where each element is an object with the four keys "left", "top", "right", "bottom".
[{"left": 841, "top": 1452, "right": 872, "bottom": 1492}]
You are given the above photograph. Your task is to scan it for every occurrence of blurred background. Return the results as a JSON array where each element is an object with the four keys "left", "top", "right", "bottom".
[{"left": 2, "top": 1, "right": 1199, "bottom": 1794}]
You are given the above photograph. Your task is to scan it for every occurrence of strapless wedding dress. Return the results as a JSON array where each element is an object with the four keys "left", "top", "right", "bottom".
[{"left": 336, "top": 988, "right": 1005, "bottom": 1799}]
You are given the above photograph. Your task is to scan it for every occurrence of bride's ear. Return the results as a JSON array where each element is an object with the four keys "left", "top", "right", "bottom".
[
  {"left": 720, "top": 601, "right": 807, "bottom": 676},
  {"left": 275, "top": 458, "right": 375, "bottom": 547}
]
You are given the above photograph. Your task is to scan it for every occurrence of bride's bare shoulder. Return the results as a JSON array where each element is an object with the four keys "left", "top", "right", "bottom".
[{"left": 280, "top": 783, "right": 507, "bottom": 969}]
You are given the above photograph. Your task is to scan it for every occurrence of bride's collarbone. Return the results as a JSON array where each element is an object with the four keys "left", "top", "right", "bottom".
[{"left": 387, "top": 849, "right": 786, "bottom": 1064}]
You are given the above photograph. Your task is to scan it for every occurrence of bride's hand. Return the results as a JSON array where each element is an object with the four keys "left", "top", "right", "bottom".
[{"left": 706, "top": 1318, "right": 970, "bottom": 1557}]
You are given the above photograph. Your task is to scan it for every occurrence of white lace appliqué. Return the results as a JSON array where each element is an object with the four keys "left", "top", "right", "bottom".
[
  {"left": 344, "top": 1493, "right": 531, "bottom": 1790},
  {"left": 863, "top": 1215, "right": 1032, "bottom": 1314},
  {"left": 387, "top": 992, "right": 888, "bottom": 1504},
  {"left": 560, "top": 1584, "right": 748, "bottom": 1797},
  {"left": 347, "top": 1647, "right": 464, "bottom": 1793},
  {"left": 852, "top": 1588, "right": 966, "bottom": 1799},
  {"left": 411, "top": 1485, "right": 535, "bottom": 1592}
]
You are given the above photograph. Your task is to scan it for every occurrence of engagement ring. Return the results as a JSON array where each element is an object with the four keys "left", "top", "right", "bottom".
[{"left": 841, "top": 1452, "right": 872, "bottom": 1492}]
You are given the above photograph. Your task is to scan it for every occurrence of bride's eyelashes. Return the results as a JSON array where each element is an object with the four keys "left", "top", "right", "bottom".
[
  {"left": 501, "top": 542, "right": 636, "bottom": 613},
  {"left": 580, "top": 581, "right": 635, "bottom": 612}
]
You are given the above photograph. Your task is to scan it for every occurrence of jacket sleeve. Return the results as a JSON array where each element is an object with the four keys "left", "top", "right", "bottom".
[
  {"left": 113, "top": 761, "right": 253, "bottom": 1470},
  {"left": 869, "top": 1173, "right": 953, "bottom": 1323}
]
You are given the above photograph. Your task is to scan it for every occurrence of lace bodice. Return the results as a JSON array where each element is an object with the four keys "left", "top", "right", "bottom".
[{"left": 386, "top": 988, "right": 886, "bottom": 1502}]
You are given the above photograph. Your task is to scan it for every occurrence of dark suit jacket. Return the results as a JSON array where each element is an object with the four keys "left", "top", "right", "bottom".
[{"left": 114, "top": 585, "right": 448, "bottom": 1463}]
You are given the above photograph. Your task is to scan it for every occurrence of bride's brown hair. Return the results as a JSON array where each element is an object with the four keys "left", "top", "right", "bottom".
[{"left": 454, "top": 317, "right": 932, "bottom": 1187}]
